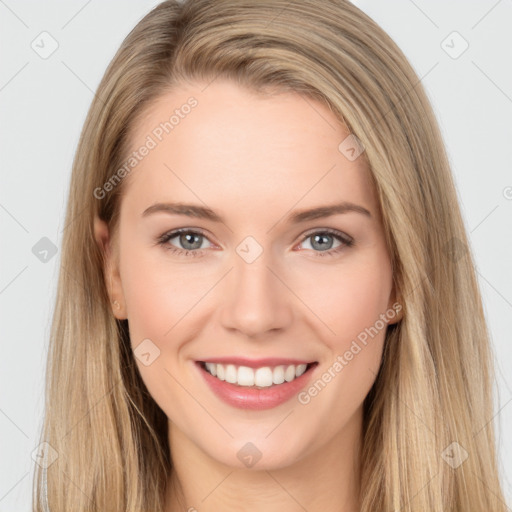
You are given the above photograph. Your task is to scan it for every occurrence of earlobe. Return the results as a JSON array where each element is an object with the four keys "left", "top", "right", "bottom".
[
  {"left": 93, "top": 216, "right": 127, "bottom": 320},
  {"left": 389, "top": 302, "right": 404, "bottom": 324}
]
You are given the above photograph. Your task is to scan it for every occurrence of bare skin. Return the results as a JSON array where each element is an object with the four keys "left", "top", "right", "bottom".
[{"left": 94, "top": 79, "right": 402, "bottom": 512}]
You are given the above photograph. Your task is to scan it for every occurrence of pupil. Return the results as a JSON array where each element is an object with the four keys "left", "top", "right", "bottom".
[
  {"left": 312, "top": 234, "right": 333, "bottom": 251},
  {"left": 180, "top": 233, "right": 202, "bottom": 250}
]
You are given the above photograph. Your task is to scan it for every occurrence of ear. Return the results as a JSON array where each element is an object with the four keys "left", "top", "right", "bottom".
[
  {"left": 386, "top": 282, "right": 404, "bottom": 325},
  {"left": 93, "top": 216, "right": 127, "bottom": 320}
]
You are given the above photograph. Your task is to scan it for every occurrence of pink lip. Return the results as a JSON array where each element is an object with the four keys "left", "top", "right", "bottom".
[
  {"left": 197, "top": 357, "right": 315, "bottom": 369},
  {"left": 195, "top": 361, "right": 318, "bottom": 410}
]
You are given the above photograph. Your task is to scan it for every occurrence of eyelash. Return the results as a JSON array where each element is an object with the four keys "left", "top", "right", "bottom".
[{"left": 155, "top": 227, "right": 354, "bottom": 258}]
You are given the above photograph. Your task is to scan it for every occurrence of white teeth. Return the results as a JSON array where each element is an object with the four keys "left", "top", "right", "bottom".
[
  {"left": 203, "top": 362, "right": 311, "bottom": 387},
  {"left": 205, "top": 362, "right": 217, "bottom": 377},
  {"left": 273, "top": 365, "right": 285, "bottom": 384},
  {"left": 254, "top": 367, "right": 273, "bottom": 387},
  {"left": 296, "top": 364, "right": 307, "bottom": 377},
  {"left": 225, "top": 364, "right": 237, "bottom": 384},
  {"left": 237, "top": 366, "right": 255, "bottom": 386},
  {"left": 284, "top": 365, "right": 296, "bottom": 382}
]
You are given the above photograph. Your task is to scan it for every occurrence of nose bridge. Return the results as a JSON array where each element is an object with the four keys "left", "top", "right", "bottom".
[{"left": 219, "top": 236, "right": 293, "bottom": 337}]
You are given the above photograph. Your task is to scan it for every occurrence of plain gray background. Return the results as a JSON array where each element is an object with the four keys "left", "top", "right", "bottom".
[{"left": 1, "top": 0, "right": 511, "bottom": 510}]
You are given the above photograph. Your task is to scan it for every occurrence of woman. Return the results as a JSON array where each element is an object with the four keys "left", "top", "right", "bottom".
[{"left": 33, "top": 0, "right": 508, "bottom": 510}]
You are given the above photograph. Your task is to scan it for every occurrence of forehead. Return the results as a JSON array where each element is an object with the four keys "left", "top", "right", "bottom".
[{"left": 120, "top": 79, "right": 377, "bottom": 220}]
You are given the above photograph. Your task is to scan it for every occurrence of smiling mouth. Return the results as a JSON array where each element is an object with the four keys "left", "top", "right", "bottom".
[{"left": 197, "top": 361, "right": 318, "bottom": 389}]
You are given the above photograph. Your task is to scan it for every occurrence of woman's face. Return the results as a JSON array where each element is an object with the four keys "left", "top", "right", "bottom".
[{"left": 96, "top": 79, "right": 401, "bottom": 470}]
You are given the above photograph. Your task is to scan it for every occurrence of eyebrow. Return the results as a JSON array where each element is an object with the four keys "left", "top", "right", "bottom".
[{"left": 141, "top": 201, "right": 371, "bottom": 223}]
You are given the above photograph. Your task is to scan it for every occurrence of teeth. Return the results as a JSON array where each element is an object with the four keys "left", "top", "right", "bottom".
[
  {"left": 284, "top": 365, "right": 296, "bottom": 382},
  {"left": 205, "top": 362, "right": 217, "bottom": 377},
  {"left": 296, "top": 364, "right": 307, "bottom": 377},
  {"left": 225, "top": 364, "right": 237, "bottom": 384},
  {"left": 273, "top": 365, "right": 285, "bottom": 385},
  {"left": 238, "top": 366, "right": 255, "bottom": 386},
  {"left": 254, "top": 367, "right": 273, "bottom": 387},
  {"left": 202, "top": 362, "right": 310, "bottom": 387}
]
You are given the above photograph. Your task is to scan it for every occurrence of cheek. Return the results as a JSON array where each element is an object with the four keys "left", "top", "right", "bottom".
[
  {"left": 118, "top": 245, "right": 202, "bottom": 414},
  {"left": 119, "top": 242, "right": 212, "bottom": 343},
  {"left": 294, "top": 254, "right": 393, "bottom": 349},
  {"left": 293, "top": 255, "right": 392, "bottom": 405},
  {"left": 309, "top": 267, "right": 391, "bottom": 412}
]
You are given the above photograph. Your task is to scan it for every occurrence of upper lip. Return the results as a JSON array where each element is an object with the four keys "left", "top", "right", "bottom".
[{"left": 197, "top": 357, "right": 316, "bottom": 368}]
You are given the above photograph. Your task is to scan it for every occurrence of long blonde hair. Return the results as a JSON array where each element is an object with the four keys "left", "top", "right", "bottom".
[{"left": 33, "top": 1, "right": 507, "bottom": 510}]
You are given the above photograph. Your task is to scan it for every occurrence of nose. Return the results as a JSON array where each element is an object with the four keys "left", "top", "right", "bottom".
[{"left": 219, "top": 249, "right": 294, "bottom": 338}]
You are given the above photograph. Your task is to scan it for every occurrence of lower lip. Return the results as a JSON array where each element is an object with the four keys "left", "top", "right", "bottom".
[{"left": 195, "top": 362, "right": 318, "bottom": 410}]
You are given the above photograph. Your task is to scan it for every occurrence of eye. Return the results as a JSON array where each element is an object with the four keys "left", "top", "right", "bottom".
[
  {"left": 297, "top": 229, "right": 354, "bottom": 257},
  {"left": 156, "top": 227, "right": 354, "bottom": 258},
  {"left": 156, "top": 228, "right": 214, "bottom": 257}
]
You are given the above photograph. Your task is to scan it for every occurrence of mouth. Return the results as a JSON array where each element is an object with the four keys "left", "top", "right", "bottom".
[
  {"left": 194, "top": 358, "right": 320, "bottom": 410},
  {"left": 196, "top": 360, "right": 318, "bottom": 389}
]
